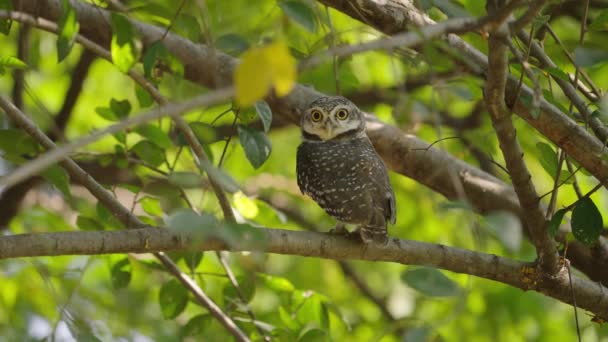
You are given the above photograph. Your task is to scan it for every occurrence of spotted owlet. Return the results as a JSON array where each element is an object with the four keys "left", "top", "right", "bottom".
[{"left": 296, "top": 96, "right": 396, "bottom": 244}]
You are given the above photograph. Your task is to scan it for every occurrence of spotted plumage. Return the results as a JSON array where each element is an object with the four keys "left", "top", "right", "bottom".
[{"left": 296, "top": 96, "right": 396, "bottom": 244}]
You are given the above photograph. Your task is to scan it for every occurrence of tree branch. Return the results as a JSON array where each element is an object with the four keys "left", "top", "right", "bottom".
[
  {"left": 485, "top": 1, "right": 558, "bottom": 274},
  {"left": 0, "top": 226, "right": 606, "bottom": 320},
  {"left": 0, "top": 96, "right": 250, "bottom": 342}
]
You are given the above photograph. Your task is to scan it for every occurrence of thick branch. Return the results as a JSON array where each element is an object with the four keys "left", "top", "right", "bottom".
[{"left": 0, "top": 227, "right": 606, "bottom": 320}]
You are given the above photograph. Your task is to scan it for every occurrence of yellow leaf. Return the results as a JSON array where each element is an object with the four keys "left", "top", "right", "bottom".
[
  {"left": 233, "top": 192, "right": 259, "bottom": 219},
  {"left": 234, "top": 41, "right": 296, "bottom": 106},
  {"left": 265, "top": 41, "right": 296, "bottom": 96}
]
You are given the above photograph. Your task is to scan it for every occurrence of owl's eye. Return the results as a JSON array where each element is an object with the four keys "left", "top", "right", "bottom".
[
  {"left": 310, "top": 110, "right": 323, "bottom": 122},
  {"left": 336, "top": 109, "right": 349, "bottom": 120}
]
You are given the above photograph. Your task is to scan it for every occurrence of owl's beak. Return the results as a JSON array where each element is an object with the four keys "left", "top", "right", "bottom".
[{"left": 324, "top": 122, "right": 333, "bottom": 137}]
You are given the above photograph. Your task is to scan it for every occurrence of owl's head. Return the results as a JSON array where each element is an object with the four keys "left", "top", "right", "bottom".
[{"left": 300, "top": 96, "right": 365, "bottom": 141}]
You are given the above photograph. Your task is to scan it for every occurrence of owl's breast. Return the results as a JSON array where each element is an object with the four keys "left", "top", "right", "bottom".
[{"left": 296, "top": 138, "right": 391, "bottom": 223}]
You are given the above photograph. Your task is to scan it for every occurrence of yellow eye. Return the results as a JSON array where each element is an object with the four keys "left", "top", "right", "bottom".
[
  {"left": 336, "top": 109, "right": 349, "bottom": 120},
  {"left": 310, "top": 110, "right": 323, "bottom": 122}
]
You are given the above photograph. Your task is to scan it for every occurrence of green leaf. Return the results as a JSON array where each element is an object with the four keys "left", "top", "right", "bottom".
[
  {"left": 96, "top": 202, "right": 125, "bottom": 230},
  {"left": 189, "top": 122, "right": 219, "bottom": 144},
  {"left": 198, "top": 159, "right": 240, "bottom": 193},
  {"left": 173, "top": 14, "right": 201, "bottom": 42},
  {"left": 298, "top": 327, "right": 327, "bottom": 342},
  {"left": 484, "top": 211, "right": 522, "bottom": 252},
  {"left": 0, "top": 129, "right": 39, "bottom": 156},
  {"left": 404, "top": 326, "right": 432, "bottom": 342},
  {"left": 545, "top": 67, "right": 569, "bottom": 82},
  {"left": 159, "top": 279, "right": 188, "bottom": 319},
  {"left": 110, "top": 98, "right": 132, "bottom": 119},
  {"left": 401, "top": 267, "right": 460, "bottom": 297},
  {"left": 181, "top": 314, "right": 211, "bottom": 338},
  {"left": 134, "top": 124, "right": 172, "bottom": 149},
  {"left": 548, "top": 208, "right": 568, "bottom": 238},
  {"left": 76, "top": 215, "right": 105, "bottom": 231},
  {"left": 111, "top": 13, "right": 138, "bottom": 73},
  {"left": 571, "top": 197, "right": 603, "bottom": 245},
  {"left": 42, "top": 165, "right": 71, "bottom": 197},
  {"left": 574, "top": 47, "right": 608, "bottom": 67},
  {"left": 57, "top": 0, "right": 80, "bottom": 62},
  {"left": 589, "top": 10, "right": 608, "bottom": 31},
  {"left": 223, "top": 275, "right": 256, "bottom": 303},
  {"left": 536, "top": 142, "right": 558, "bottom": 178},
  {"left": 142, "top": 41, "right": 167, "bottom": 78},
  {"left": 520, "top": 94, "right": 540, "bottom": 119},
  {"left": 0, "top": 56, "right": 27, "bottom": 70},
  {"left": 532, "top": 14, "right": 550, "bottom": 31},
  {"left": 95, "top": 107, "right": 118, "bottom": 121},
  {"left": 216, "top": 33, "right": 250, "bottom": 56},
  {"left": 279, "top": 1, "right": 317, "bottom": 32},
  {"left": 279, "top": 306, "right": 300, "bottom": 331},
  {"left": 131, "top": 140, "right": 166, "bottom": 167},
  {"left": 0, "top": 0, "right": 12, "bottom": 35},
  {"left": 238, "top": 125, "right": 272, "bottom": 169},
  {"left": 168, "top": 171, "right": 202, "bottom": 188},
  {"left": 255, "top": 100, "right": 273, "bottom": 133},
  {"left": 135, "top": 84, "right": 154, "bottom": 108},
  {"left": 259, "top": 274, "right": 295, "bottom": 293},
  {"left": 139, "top": 196, "right": 163, "bottom": 217},
  {"left": 111, "top": 257, "right": 132, "bottom": 289}
]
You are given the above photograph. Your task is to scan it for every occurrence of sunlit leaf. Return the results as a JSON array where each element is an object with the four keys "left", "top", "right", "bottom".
[
  {"left": 159, "top": 279, "right": 188, "bottom": 319},
  {"left": 401, "top": 267, "right": 460, "bottom": 297},
  {"left": 57, "top": 0, "right": 80, "bottom": 62},
  {"left": 0, "top": 56, "right": 27, "bottom": 70},
  {"left": 279, "top": 1, "right": 317, "bottom": 32},
  {"left": 111, "top": 13, "right": 138, "bottom": 73},
  {"left": 139, "top": 196, "right": 163, "bottom": 217},
  {"left": 234, "top": 41, "right": 296, "bottom": 106},
  {"left": 135, "top": 84, "right": 154, "bottom": 107},
  {"left": 238, "top": 125, "right": 272, "bottom": 169},
  {"left": 189, "top": 122, "right": 219, "bottom": 144},
  {"left": 571, "top": 197, "right": 603, "bottom": 245},
  {"left": 259, "top": 274, "right": 295, "bottom": 293},
  {"left": 233, "top": 191, "right": 259, "bottom": 219}
]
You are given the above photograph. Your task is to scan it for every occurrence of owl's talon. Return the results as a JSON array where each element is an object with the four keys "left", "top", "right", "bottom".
[{"left": 329, "top": 222, "right": 349, "bottom": 236}]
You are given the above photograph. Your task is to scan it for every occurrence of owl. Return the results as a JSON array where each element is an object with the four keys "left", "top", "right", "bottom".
[{"left": 296, "top": 96, "right": 396, "bottom": 244}]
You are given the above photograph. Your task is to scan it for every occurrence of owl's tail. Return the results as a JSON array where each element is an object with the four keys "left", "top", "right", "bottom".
[{"left": 359, "top": 226, "right": 388, "bottom": 245}]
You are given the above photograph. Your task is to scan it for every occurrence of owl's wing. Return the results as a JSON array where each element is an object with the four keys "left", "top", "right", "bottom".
[{"left": 358, "top": 143, "right": 396, "bottom": 225}]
